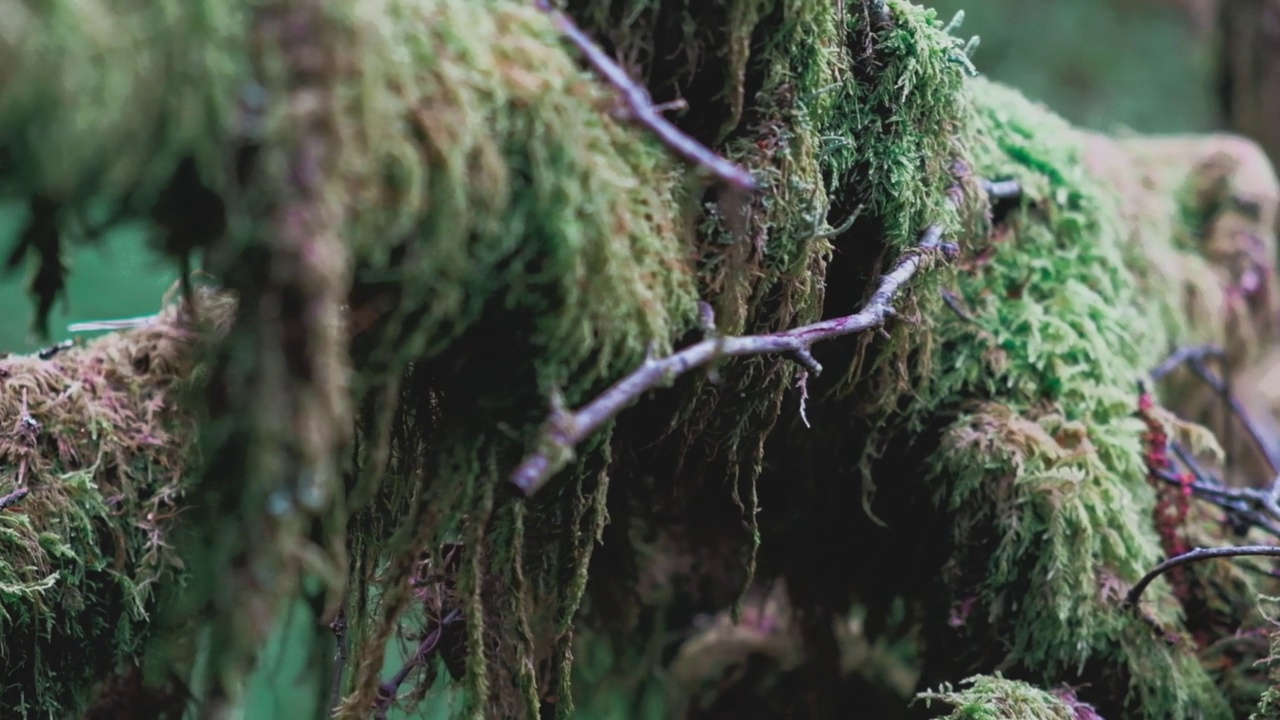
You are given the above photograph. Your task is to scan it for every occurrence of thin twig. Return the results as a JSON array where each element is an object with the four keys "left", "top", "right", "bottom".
[
  {"left": 1148, "top": 345, "right": 1280, "bottom": 477},
  {"left": 1188, "top": 357, "right": 1280, "bottom": 475},
  {"left": 327, "top": 610, "right": 348, "bottom": 715},
  {"left": 0, "top": 487, "right": 29, "bottom": 510},
  {"left": 511, "top": 225, "right": 947, "bottom": 496},
  {"left": 67, "top": 314, "right": 162, "bottom": 333},
  {"left": 37, "top": 340, "right": 74, "bottom": 360},
  {"left": 371, "top": 608, "right": 461, "bottom": 720},
  {"left": 1126, "top": 545, "right": 1280, "bottom": 607},
  {"left": 1151, "top": 465, "right": 1280, "bottom": 540},
  {"left": 940, "top": 288, "right": 979, "bottom": 325},
  {"left": 1149, "top": 344, "right": 1223, "bottom": 382},
  {"left": 814, "top": 203, "right": 864, "bottom": 240},
  {"left": 979, "top": 178, "right": 1022, "bottom": 200},
  {"left": 534, "top": 0, "right": 758, "bottom": 192}
]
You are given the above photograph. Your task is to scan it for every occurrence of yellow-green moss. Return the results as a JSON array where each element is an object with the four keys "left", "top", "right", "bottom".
[{"left": 917, "top": 675, "right": 1083, "bottom": 720}]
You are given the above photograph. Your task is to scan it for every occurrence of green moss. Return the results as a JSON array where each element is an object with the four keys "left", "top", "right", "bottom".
[
  {"left": 338, "top": 0, "right": 699, "bottom": 389},
  {"left": 887, "top": 78, "right": 1280, "bottom": 718},
  {"left": 6, "top": 1, "right": 1280, "bottom": 718},
  {"left": 916, "top": 675, "right": 1082, "bottom": 720},
  {"left": 0, "top": 294, "right": 218, "bottom": 717}
]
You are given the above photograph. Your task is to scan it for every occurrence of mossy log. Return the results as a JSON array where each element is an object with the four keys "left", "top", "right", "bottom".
[{"left": 4, "top": 1, "right": 1280, "bottom": 719}]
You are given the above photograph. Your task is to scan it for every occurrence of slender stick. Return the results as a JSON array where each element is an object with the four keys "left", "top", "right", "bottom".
[
  {"left": 534, "top": 0, "right": 758, "bottom": 192},
  {"left": 979, "top": 178, "right": 1022, "bottom": 200},
  {"left": 510, "top": 226, "right": 947, "bottom": 496},
  {"left": 1126, "top": 545, "right": 1280, "bottom": 607},
  {"left": 0, "top": 487, "right": 29, "bottom": 510},
  {"left": 1187, "top": 357, "right": 1280, "bottom": 475},
  {"left": 371, "top": 608, "right": 461, "bottom": 719}
]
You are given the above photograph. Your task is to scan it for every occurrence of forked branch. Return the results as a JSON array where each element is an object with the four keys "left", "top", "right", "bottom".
[
  {"left": 534, "top": 0, "right": 758, "bottom": 191},
  {"left": 1125, "top": 545, "right": 1280, "bottom": 607},
  {"left": 510, "top": 225, "right": 950, "bottom": 496}
]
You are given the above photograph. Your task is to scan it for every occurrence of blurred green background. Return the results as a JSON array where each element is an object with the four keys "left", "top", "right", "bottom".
[
  {"left": 0, "top": 200, "right": 177, "bottom": 353},
  {"left": 0, "top": 0, "right": 1225, "bottom": 716}
]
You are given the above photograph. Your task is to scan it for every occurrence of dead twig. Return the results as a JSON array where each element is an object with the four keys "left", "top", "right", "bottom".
[
  {"left": 979, "top": 178, "right": 1022, "bottom": 200},
  {"left": 327, "top": 610, "right": 348, "bottom": 715},
  {"left": 1126, "top": 545, "right": 1280, "bottom": 607},
  {"left": 1149, "top": 344, "right": 1280, "bottom": 481},
  {"left": 1150, "top": 453, "right": 1280, "bottom": 540},
  {"left": 0, "top": 487, "right": 29, "bottom": 510},
  {"left": 511, "top": 225, "right": 949, "bottom": 496},
  {"left": 534, "top": 0, "right": 758, "bottom": 192},
  {"left": 940, "top": 288, "right": 979, "bottom": 325},
  {"left": 371, "top": 608, "right": 462, "bottom": 720},
  {"left": 1149, "top": 344, "right": 1223, "bottom": 382}
]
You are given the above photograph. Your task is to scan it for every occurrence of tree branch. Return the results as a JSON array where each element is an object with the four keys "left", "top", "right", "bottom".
[
  {"left": 1148, "top": 344, "right": 1280, "bottom": 475},
  {"left": 0, "top": 487, "right": 29, "bottom": 511},
  {"left": 1125, "top": 545, "right": 1280, "bottom": 607},
  {"left": 510, "top": 225, "right": 948, "bottom": 496},
  {"left": 327, "top": 610, "right": 348, "bottom": 715},
  {"left": 534, "top": 0, "right": 759, "bottom": 192},
  {"left": 371, "top": 608, "right": 462, "bottom": 720}
]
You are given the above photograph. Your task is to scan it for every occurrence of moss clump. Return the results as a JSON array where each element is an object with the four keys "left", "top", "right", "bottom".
[
  {"left": 916, "top": 675, "right": 1092, "bottom": 720},
  {"left": 0, "top": 291, "right": 226, "bottom": 717},
  {"left": 892, "top": 78, "right": 1280, "bottom": 717}
]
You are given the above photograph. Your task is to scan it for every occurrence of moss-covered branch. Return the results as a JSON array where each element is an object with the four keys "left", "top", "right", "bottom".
[
  {"left": 513, "top": 224, "right": 951, "bottom": 496},
  {"left": 4, "top": 1, "right": 1280, "bottom": 718}
]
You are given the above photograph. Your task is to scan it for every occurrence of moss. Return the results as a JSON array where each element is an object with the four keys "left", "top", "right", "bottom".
[
  {"left": 0, "top": 0, "right": 246, "bottom": 202},
  {"left": 916, "top": 675, "right": 1087, "bottom": 720},
  {"left": 0, "top": 291, "right": 223, "bottom": 717},
  {"left": 891, "top": 78, "right": 1280, "bottom": 718}
]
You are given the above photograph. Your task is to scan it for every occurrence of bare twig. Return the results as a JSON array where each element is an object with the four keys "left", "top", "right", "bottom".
[
  {"left": 1126, "top": 545, "right": 1280, "bottom": 607},
  {"left": 511, "top": 225, "right": 947, "bottom": 496},
  {"left": 67, "top": 314, "right": 162, "bottom": 333},
  {"left": 1149, "top": 344, "right": 1280, "bottom": 478},
  {"left": 814, "top": 203, "right": 864, "bottom": 240},
  {"left": 0, "top": 487, "right": 29, "bottom": 510},
  {"left": 534, "top": 0, "right": 758, "bottom": 192},
  {"left": 327, "top": 610, "right": 348, "bottom": 714},
  {"left": 37, "top": 340, "right": 74, "bottom": 360},
  {"left": 372, "top": 608, "right": 462, "bottom": 720},
  {"left": 940, "top": 288, "right": 979, "bottom": 324},
  {"left": 1187, "top": 357, "right": 1280, "bottom": 476},
  {"left": 1150, "top": 458, "right": 1280, "bottom": 540},
  {"left": 979, "top": 178, "right": 1022, "bottom": 200}
]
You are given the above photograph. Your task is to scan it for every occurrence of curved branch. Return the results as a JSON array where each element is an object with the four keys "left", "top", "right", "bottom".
[
  {"left": 1125, "top": 545, "right": 1280, "bottom": 607},
  {"left": 510, "top": 225, "right": 948, "bottom": 496}
]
